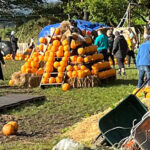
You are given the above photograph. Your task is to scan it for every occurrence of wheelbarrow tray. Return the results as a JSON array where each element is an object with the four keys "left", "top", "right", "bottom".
[{"left": 99, "top": 94, "right": 148, "bottom": 146}]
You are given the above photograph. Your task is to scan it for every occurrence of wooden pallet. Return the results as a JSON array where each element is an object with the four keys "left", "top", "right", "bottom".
[{"left": 0, "top": 94, "right": 45, "bottom": 110}]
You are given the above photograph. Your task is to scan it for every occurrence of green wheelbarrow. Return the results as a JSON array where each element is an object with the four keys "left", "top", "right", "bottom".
[{"left": 94, "top": 78, "right": 149, "bottom": 147}]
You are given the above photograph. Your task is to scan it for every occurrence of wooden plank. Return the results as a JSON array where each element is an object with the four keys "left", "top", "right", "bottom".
[{"left": 0, "top": 94, "right": 45, "bottom": 110}]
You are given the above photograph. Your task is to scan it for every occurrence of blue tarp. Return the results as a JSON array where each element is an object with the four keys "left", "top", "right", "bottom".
[{"left": 38, "top": 19, "right": 108, "bottom": 44}]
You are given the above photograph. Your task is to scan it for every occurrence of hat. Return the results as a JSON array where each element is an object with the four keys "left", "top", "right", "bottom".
[{"left": 11, "top": 31, "right": 15, "bottom": 35}]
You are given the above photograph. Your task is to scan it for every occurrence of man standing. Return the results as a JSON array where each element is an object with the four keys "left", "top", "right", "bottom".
[
  {"left": 136, "top": 35, "right": 150, "bottom": 88},
  {"left": 94, "top": 29, "right": 109, "bottom": 61},
  {"left": 10, "top": 31, "right": 18, "bottom": 61},
  {"left": 112, "top": 31, "right": 128, "bottom": 76}
]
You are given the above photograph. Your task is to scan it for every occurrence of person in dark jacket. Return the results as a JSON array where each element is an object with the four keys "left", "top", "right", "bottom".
[
  {"left": 10, "top": 31, "right": 18, "bottom": 60},
  {"left": 112, "top": 31, "right": 128, "bottom": 76},
  {"left": 107, "top": 29, "right": 115, "bottom": 68},
  {"left": 0, "top": 50, "right": 5, "bottom": 80}
]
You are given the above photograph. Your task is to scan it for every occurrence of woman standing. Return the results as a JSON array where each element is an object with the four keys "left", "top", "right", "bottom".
[{"left": 112, "top": 31, "right": 128, "bottom": 76}]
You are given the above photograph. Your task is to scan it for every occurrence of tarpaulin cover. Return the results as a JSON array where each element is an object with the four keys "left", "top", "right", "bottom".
[{"left": 38, "top": 19, "right": 108, "bottom": 44}]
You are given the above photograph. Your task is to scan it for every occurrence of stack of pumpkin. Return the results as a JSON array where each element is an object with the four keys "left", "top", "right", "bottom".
[
  {"left": 9, "top": 51, "right": 44, "bottom": 87},
  {"left": 4, "top": 53, "right": 30, "bottom": 61}
]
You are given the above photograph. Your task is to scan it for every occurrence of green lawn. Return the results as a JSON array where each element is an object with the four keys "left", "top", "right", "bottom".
[{"left": 0, "top": 61, "right": 138, "bottom": 149}]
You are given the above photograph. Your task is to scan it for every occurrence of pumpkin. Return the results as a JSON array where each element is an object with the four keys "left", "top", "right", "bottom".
[
  {"left": 73, "top": 65, "right": 80, "bottom": 71},
  {"left": 53, "top": 40, "right": 60, "bottom": 47},
  {"left": 60, "top": 61, "right": 67, "bottom": 67},
  {"left": 70, "top": 55, "right": 77, "bottom": 62},
  {"left": 51, "top": 45, "right": 58, "bottom": 52},
  {"left": 31, "top": 61, "right": 39, "bottom": 68},
  {"left": 66, "top": 65, "right": 73, "bottom": 71},
  {"left": 85, "top": 37, "right": 92, "bottom": 44},
  {"left": 49, "top": 77, "right": 56, "bottom": 84},
  {"left": 39, "top": 44, "right": 44, "bottom": 51},
  {"left": 39, "top": 37, "right": 47, "bottom": 44},
  {"left": 56, "top": 51, "right": 64, "bottom": 58},
  {"left": 77, "top": 56, "right": 84, "bottom": 63},
  {"left": 64, "top": 45, "right": 69, "bottom": 51},
  {"left": 25, "top": 62, "right": 31, "bottom": 68},
  {"left": 67, "top": 71, "right": 72, "bottom": 78},
  {"left": 56, "top": 77, "right": 63, "bottom": 83},
  {"left": 44, "top": 56, "right": 49, "bottom": 62},
  {"left": 58, "top": 66, "right": 65, "bottom": 72},
  {"left": 82, "top": 30, "right": 86, "bottom": 36},
  {"left": 9, "top": 80, "right": 14, "bottom": 86},
  {"left": 58, "top": 45, "right": 64, "bottom": 52},
  {"left": 45, "top": 66, "right": 53, "bottom": 73},
  {"left": 54, "top": 61, "right": 60, "bottom": 68},
  {"left": 92, "top": 64, "right": 99, "bottom": 70},
  {"left": 84, "top": 69, "right": 91, "bottom": 76},
  {"left": 72, "top": 71, "right": 78, "bottom": 77},
  {"left": 41, "top": 77, "right": 49, "bottom": 84},
  {"left": 2, "top": 124, "right": 15, "bottom": 136},
  {"left": 62, "top": 83, "right": 70, "bottom": 91},
  {"left": 78, "top": 70, "right": 85, "bottom": 78},
  {"left": 49, "top": 52, "right": 55, "bottom": 58},
  {"left": 55, "top": 28, "right": 60, "bottom": 35},
  {"left": 46, "top": 61, "right": 53, "bottom": 67},
  {"left": 26, "top": 68, "right": 32, "bottom": 74},
  {"left": 7, "top": 121, "right": 18, "bottom": 132},
  {"left": 47, "top": 44, "right": 52, "bottom": 51},
  {"left": 70, "top": 40, "right": 76, "bottom": 49},
  {"left": 43, "top": 73, "right": 50, "bottom": 78},
  {"left": 36, "top": 68, "right": 44, "bottom": 75},
  {"left": 80, "top": 65, "right": 86, "bottom": 70},
  {"left": 62, "top": 57, "right": 69, "bottom": 62},
  {"left": 64, "top": 51, "right": 70, "bottom": 57},
  {"left": 39, "top": 55, "right": 44, "bottom": 61},
  {"left": 45, "top": 51, "right": 50, "bottom": 57},
  {"left": 91, "top": 69, "right": 98, "bottom": 75},
  {"left": 48, "top": 57, "right": 55, "bottom": 63},
  {"left": 84, "top": 56, "right": 91, "bottom": 63},
  {"left": 62, "top": 39, "right": 68, "bottom": 46},
  {"left": 58, "top": 72, "right": 64, "bottom": 78},
  {"left": 77, "top": 48, "right": 85, "bottom": 55},
  {"left": 21, "top": 65, "right": 26, "bottom": 73}
]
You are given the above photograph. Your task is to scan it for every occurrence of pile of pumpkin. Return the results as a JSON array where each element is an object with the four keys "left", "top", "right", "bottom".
[
  {"left": 4, "top": 53, "right": 30, "bottom": 61},
  {"left": 2, "top": 121, "right": 18, "bottom": 136},
  {"left": 9, "top": 51, "right": 44, "bottom": 88},
  {"left": 132, "top": 86, "right": 150, "bottom": 98}
]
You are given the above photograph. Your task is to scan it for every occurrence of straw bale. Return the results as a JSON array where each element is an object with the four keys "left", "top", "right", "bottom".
[
  {"left": 11, "top": 71, "right": 22, "bottom": 81},
  {"left": 29, "top": 75, "right": 42, "bottom": 88},
  {"left": 65, "top": 107, "right": 112, "bottom": 144}
]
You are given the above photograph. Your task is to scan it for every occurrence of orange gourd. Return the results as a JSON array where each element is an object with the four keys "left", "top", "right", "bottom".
[
  {"left": 67, "top": 71, "right": 72, "bottom": 78},
  {"left": 70, "top": 55, "right": 77, "bottom": 62},
  {"left": 51, "top": 45, "right": 58, "bottom": 52},
  {"left": 53, "top": 40, "right": 60, "bottom": 47},
  {"left": 2, "top": 124, "right": 15, "bottom": 136},
  {"left": 62, "top": 39, "right": 68, "bottom": 46},
  {"left": 45, "top": 66, "right": 53, "bottom": 73},
  {"left": 62, "top": 83, "right": 70, "bottom": 91},
  {"left": 80, "top": 65, "right": 86, "bottom": 70},
  {"left": 54, "top": 61, "right": 60, "bottom": 68},
  {"left": 58, "top": 66, "right": 65, "bottom": 72},
  {"left": 55, "top": 28, "right": 60, "bottom": 35},
  {"left": 43, "top": 73, "right": 50, "bottom": 78},
  {"left": 62, "top": 56, "right": 69, "bottom": 62},
  {"left": 77, "top": 56, "right": 84, "bottom": 63},
  {"left": 56, "top": 77, "right": 63, "bottom": 83},
  {"left": 56, "top": 50, "right": 64, "bottom": 57},
  {"left": 41, "top": 77, "right": 49, "bottom": 84},
  {"left": 60, "top": 61, "right": 67, "bottom": 67},
  {"left": 72, "top": 71, "right": 78, "bottom": 77},
  {"left": 66, "top": 65, "right": 73, "bottom": 71},
  {"left": 58, "top": 45, "right": 64, "bottom": 52},
  {"left": 49, "top": 77, "right": 56, "bottom": 84},
  {"left": 70, "top": 40, "right": 76, "bottom": 49},
  {"left": 39, "top": 37, "right": 47, "bottom": 44},
  {"left": 64, "top": 45, "right": 69, "bottom": 51},
  {"left": 58, "top": 72, "right": 64, "bottom": 78},
  {"left": 64, "top": 51, "right": 70, "bottom": 57}
]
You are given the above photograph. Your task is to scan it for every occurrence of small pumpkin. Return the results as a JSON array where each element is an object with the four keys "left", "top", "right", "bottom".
[
  {"left": 56, "top": 77, "right": 63, "bottom": 83},
  {"left": 66, "top": 65, "right": 73, "bottom": 71},
  {"left": 62, "top": 83, "right": 70, "bottom": 91},
  {"left": 53, "top": 40, "right": 60, "bottom": 47},
  {"left": 49, "top": 77, "right": 56, "bottom": 84},
  {"left": 2, "top": 124, "right": 15, "bottom": 136},
  {"left": 77, "top": 48, "right": 85, "bottom": 55},
  {"left": 7, "top": 121, "right": 18, "bottom": 132},
  {"left": 9, "top": 80, "right": 14, "bottom": 86}
]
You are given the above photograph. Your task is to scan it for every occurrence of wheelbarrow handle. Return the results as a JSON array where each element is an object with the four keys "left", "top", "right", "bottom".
[{"left": 134, "top": 77, "right": 150, "bottom": 96}]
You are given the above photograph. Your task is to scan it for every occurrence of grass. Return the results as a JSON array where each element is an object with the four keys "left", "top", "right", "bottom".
[{"left": 0, "top": 60, "right": 138, "bottom": 149}]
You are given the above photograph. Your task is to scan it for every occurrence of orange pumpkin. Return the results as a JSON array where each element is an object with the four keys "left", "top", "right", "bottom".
[
  {"left": 64, "top": 45, "right": 69, "bottom": 51},
  {"left": 9, "top": 80, "right": 14, "bottom": 86},
  {"left": 80, "top": 65, "right": 86, "bottom": 70},
  {"left": 67, "top": 71, "right": 72, "bottom": 78},
  {"left": 77, "top": 56, "right": 84, "bottom": 63},
  {"left": 56, "top": 77, "right": 63, "bottom": 83},
  {"left": 70, "top": 40, "right": 76, "bottom": 49},
  {"left": 36, "top": 68, "right": 44, "bottom": 75},
  {"left": 55, "top": 28, "right": 60, "bottom": 35},
  {"left": 64, "top": 51, "right": 70, "bottom": 57},
  {"left": 66, "top": 65, "right": 73, "bottom": 71},
  {"left": 39, "top": 37, "right": 47, "bottom": 44},
  {"left": 58, "top": 72, "right": 64, "bottom": 78},
  {"left": 45, "top": 51, "right": 50, "bottom": 56},
  {"left": 47, "top": 44, "right": 52, "bottom": 51},
  {"left": 78, "top": 70, "right": 85, "bottom": 78},
  {"left": 85, "top": 37, "right": 92, "bottom": 44},
  {"left": 60, "top": 61, "right": 67, "bottom": 67},
  {"left": 62, "top": 39, "right": 68, "bottom": 46},
  {"left": 58, "top": 45, "right": 64, "bottom": 52},
  {"left": 39, "top": 44, "right": 44, "bottom": 51},
  {"left": 43, "top": 73, "right": 50, "bottom": 78},
  {"left": 21, "top": 65, "right": 26, "bottom": 73},
  {"left": 58, "top": 66, "right": 65, "bottom": 72},
  {"left": 49, "top": 51, "right": 55, "bottom": 57},
  {"left": 62, "top": 83, "right": 70, "bottom": 91},
  {"left": 53, "top": 40, "right": 60, "bottom": 47},
  {"left": 73, "top": 65, "right": 80, "bottom": 71},
  {"left": 31, "top": 61, "right": 39, "bottom": 68},
  {"left": 82, "top": 30, "right": 86, "bottom": 36},
  {"left": 47, "top": 57, "right": 55, "bottom": 63},
  {"left": 41, "top": 77, "right": 49, "bottom": 84},
  {"left": 7, "top": 121, "right": 18, "bottom": 132},
  {"left": 54, "top": 61, "right": 60, "bottom": 68},
  {"left": 49, "top": 77, "right": 56, "bottom": 84},
  {"left": 84, "top": 69, "right": 91, "bottom": 76},
  {"left": 25, "top": 62, "right": 31, "bottom": 68},
  {"left": 62, "top": 56, "right": 69, "bottom": 62},
  {"left": 45, "top": 66, "right": 53, "bottom": 73},
  {"left": 39, "top": 55, "right": 44, "bottom": 61},
  {"left": 56, "top": 51, "right": 64, "bottom": 58},
  {"left": 2, "top": 124, "right": 15, "bottom": 136},
  {"left": 72, "top": 71, "right": 78, "bottom": 77},
  {"left": 77, "top": 48, "right": 85, "bottom": 55},
  {"left": 51, "top": 45, "right": 58, "bottom": 52},
  {"left": 70, "top": 55, "right": 77, "bottom": 62},
  {"left": 26, "top": 68, "right": 32, "bottom": 74}
]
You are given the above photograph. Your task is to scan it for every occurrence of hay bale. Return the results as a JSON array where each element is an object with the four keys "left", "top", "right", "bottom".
[
  {"left": 11, "top": 71, "right": 22, "bottom": 81},
  {"left": 29, "top": 75, "right": 42, "bottom": 88}
]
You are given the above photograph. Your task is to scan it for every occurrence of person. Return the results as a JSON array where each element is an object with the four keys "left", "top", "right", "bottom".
[
  {"left": 10, "top": 31, "right": 18, "bottom": 61},
  {"left": 127, "top": 28, "right": 137, "bottom": 67},
  {"left": 28, "top": 37, "right": 35, "bottom": 49},
  {"left": 112, "top": 31, "right": 128, "bottom": 76},
  {"left": 136, "top": 34, "right": 150, "bottom": 88},
  {"left": 0, "top": 50, "right": 5, "bottom": 80},
  {"left": 94, "top": 29, "right": 109, "bottom": 61},
  {"left": 107, "top": 29, "right": 115, "bottom": 68},
  {"left": 91, "top": 30, "right": 98, "bottom": 43}
]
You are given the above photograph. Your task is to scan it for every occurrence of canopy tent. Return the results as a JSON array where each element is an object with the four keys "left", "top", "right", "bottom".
[{"left": 38, "top": 19, "right": 108, "bottom": 44}]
